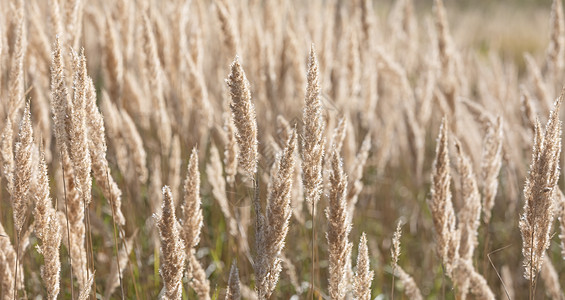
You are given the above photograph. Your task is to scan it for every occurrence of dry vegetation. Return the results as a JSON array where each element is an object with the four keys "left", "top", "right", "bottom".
[{"left": 1, "top": 0, "right": 565, "bottom": 299}]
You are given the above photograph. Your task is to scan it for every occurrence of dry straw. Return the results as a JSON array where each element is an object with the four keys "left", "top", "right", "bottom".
[
  {"left": 226, "top": 56, "right": 258, "bottom": 178},
  {"left": 326, "top": 149, "right": 352, "bottom": 300},
  {"left": 157, "top": 186, "right": 186, "bottom": 300},
  {"left": 520, "top": 94, "right": 562, "bottom": 284},
  {"left": 255, "top": 129, "right": 297, "bottom": 298}
]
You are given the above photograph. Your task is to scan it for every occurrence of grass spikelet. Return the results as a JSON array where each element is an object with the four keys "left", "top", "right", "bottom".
[
  {"left": 454, "top": 140, "right": 481, "bottom": 263},
  {"left": 223, "top": 112, "right": 239, "bottom": 185},
  {"left": 13, "top": 103, "right": 33, "bottom": 234},
  {"left": 302, "top": 44, "right": 326, "bottom": 214},
  {"left": 354, "top": 233, "right": 373, "bottom": 300},
  {"left": 156, "top": 186, "right": 186, "bottom": 300},
  {"left": 255, "top": 129, "right": 297, "bottom": 298},
  {"left": 225, "top": 262, "right": 241, "bottom": 300},
  {"left": 428, "top": 118, "right": 459, "bottom": 271},
  {"left": 325, "top": 149, "right": 352, "bottom": 300},
  {"left": 181, "top": 147, "right": 211, "bottom": 299},
  {"left": 7, "top": 0, "right": 27, "bottom": 121},
  {"left": 33, "top": 149, "right": 62, "bottom": 300},
  {"left": 481, "top": 117, "right": 504, "bottom": 224},
  {"left": 226, "top": 56, "right": 258, "bottom": 178},
  {"left": 520, "top": 93, "right": 562, "bottom": 285}
]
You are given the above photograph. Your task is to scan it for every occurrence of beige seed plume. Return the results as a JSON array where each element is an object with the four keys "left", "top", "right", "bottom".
[
  {"left": 223, "top": 112, "right": 239, "bottom": 185},
  {"left": 181, "top": 147, "right": 203, "bottom": 250},
  {"left": 546, "top": 0, "right": 565, "bottom": 73},
  {"left": 86, "top": 77, "right": 125, "bottom": 226},
  {"left": 255, "top": 129, "right": 297, "bottom": 299},
  {"left": 78, "top": 271, "right": 95, "bottom": 300},
  {"left": 354, "top": 233, "right": 373, "bottom": 300},
  {"left": 396, "top": 266, "right": 423, "bottom": 300},
  {"left": 50, "top": 36, "right": 70, "bottom": 156},
  {"left": 181, "top": 147, "right": 211, "bottom": 299},
  {"left": 454, "top": 141, "right": 481, "bottom": 263},
  {"left": 326, "top": 149, "right": 352, "bottom": 300},
  {"left": 451, "top": 260, "right": 495, "bottom": 300},
  {"left": 33, "top": 150, "right": 62, "bottom": 300},
  {"left": 520, "top": 94, "right": 562, "bottom": 281},
  {"left": 120, "top": 109, "right": 148, "bottom": 184},
  {"left": 7, "top": 0, "right": 27, "bottom": 122},
  {"left": 226, "top": 56, "right": 258, "bottom": 178},
  {"left": 157, "top": 186, "right": 186, "bottom": 300},
  {"left": 225, "top": 262, "right": 241, "bottom": 300},
  {"left": 68, "top": 49, "right": 92, "bottom": 207},
  {"left": 142, "top": 12, "right": 171, "bottom": 156},
  {"left": 481, "top": 117, "right": 503, "bottom": 224},
  {"left": 428, "top": 118, "right": 459, "bottom": 271},
  {"left": 1, "top": 118, "right": 14, "bottom": 193},
  {"left": 302, "top": 44, "right": 326, "bottom": 214},
  {"left": 13, "top": 104, "right": 33, "bottom": 233},
  {"left": 103, "top": 17, "right": 124, "bottom": 102}
]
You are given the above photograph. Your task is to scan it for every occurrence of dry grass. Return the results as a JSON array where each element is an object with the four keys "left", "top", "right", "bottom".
[{"left": 1, "top": 0, "right": 565, "bottom": 299}]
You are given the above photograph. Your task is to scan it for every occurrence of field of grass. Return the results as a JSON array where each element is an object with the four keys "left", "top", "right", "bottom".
[{"left": 0, "top": 0, "right": 564, "bottom": 299}]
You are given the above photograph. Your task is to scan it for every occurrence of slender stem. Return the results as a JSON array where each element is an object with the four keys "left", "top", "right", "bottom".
[
  {"left": 481, "top": 220, "right": 491, "bottom": 275},
  {"left": 60, "top": 152, "right": 75, "bottom": 299},
  {"left": 391, "top": 266, "right": 396, "bottom": 300},
  {"left": 529, "top": 228, "right": 534, "bottom": 300},
  {"left": 310, "top": 199, "right": 315, "bottom": 298},
  {"left": 106, "top": 168, "right": 124, "bottom": 300},
  {"left": 13, "top": 230, "right": 20, "bottom": 300}
]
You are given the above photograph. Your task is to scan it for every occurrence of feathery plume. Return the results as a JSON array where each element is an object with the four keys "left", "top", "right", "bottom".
[
  {"left": 103, "top": 17, "right": 124, "bottom": 102},
  {"left": 481, "top": 117, "right": 503, "bottom": 224},
  {"left": 181, "top": 147, "right": 203, "bottom": 250},
  {"left": 7, "top": 1, "right": 27, "bottom": 121},
  {"left": 354, "top": 233, "right": 373, "bottom": 300},
  {"left": 68, "top": 49, "right": 92, "bottom": 207},
  {"left": 396, "top": 267, "right": 423, "bottom": 300},
  {"left": 225, "top": 262, "right": 241, "bottom": 300},
  {"left": 520, "top": 94, "right": 562, "bottom": 281},
  {"left": 428, "top": 118, "right": 459, "bottom": 271},
  {"left": 33, "top": 150, "right": 62, "bottom": 300},
  {"left": 224, "top": 113, "right": 239, "bottom": 185},
  {"left": 50, "top": 36, "right": 70, "bottom": 155},
  {"left": 1, "top": 118, "right": 14, "bottom": 193},
  {"left": 86, "top": 77, "right": 125, "bottom": 225},
  {"left": 120, "top": 109, "right": 148, "bottom": 184},
  {"left": 326, "top": 149, "right": 352, "bottom": 300},
  {"left": 157, "top": 186, "right": 186, "bottom": 300},
  {"left": 226, "top": 56, "right": 258, "bottom": 178},
  {"left": 455, "top": 141, "right": 481, "bottom": 263},
  {"left": 13, "top": 104, "right": 33, "bottom": 233},
  {"left": 78, "top": 271, "right": 95, "bottom": 300},
  {"left": 255, "top": 129, "right": 297, "bottom": 298},
  {"left": 546, "top": 0, "right": 565, "bottom": 73},
  {"left": 302, "top": 44, "right": 326, "bottom": 214},
  {"left": 181, "top": 147, "right": 211, "bottom": 299}
]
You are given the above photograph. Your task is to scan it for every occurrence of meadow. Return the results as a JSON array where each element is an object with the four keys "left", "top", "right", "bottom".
[{"left": 0, "top": 0, "right": 564, "bottom": 299}]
